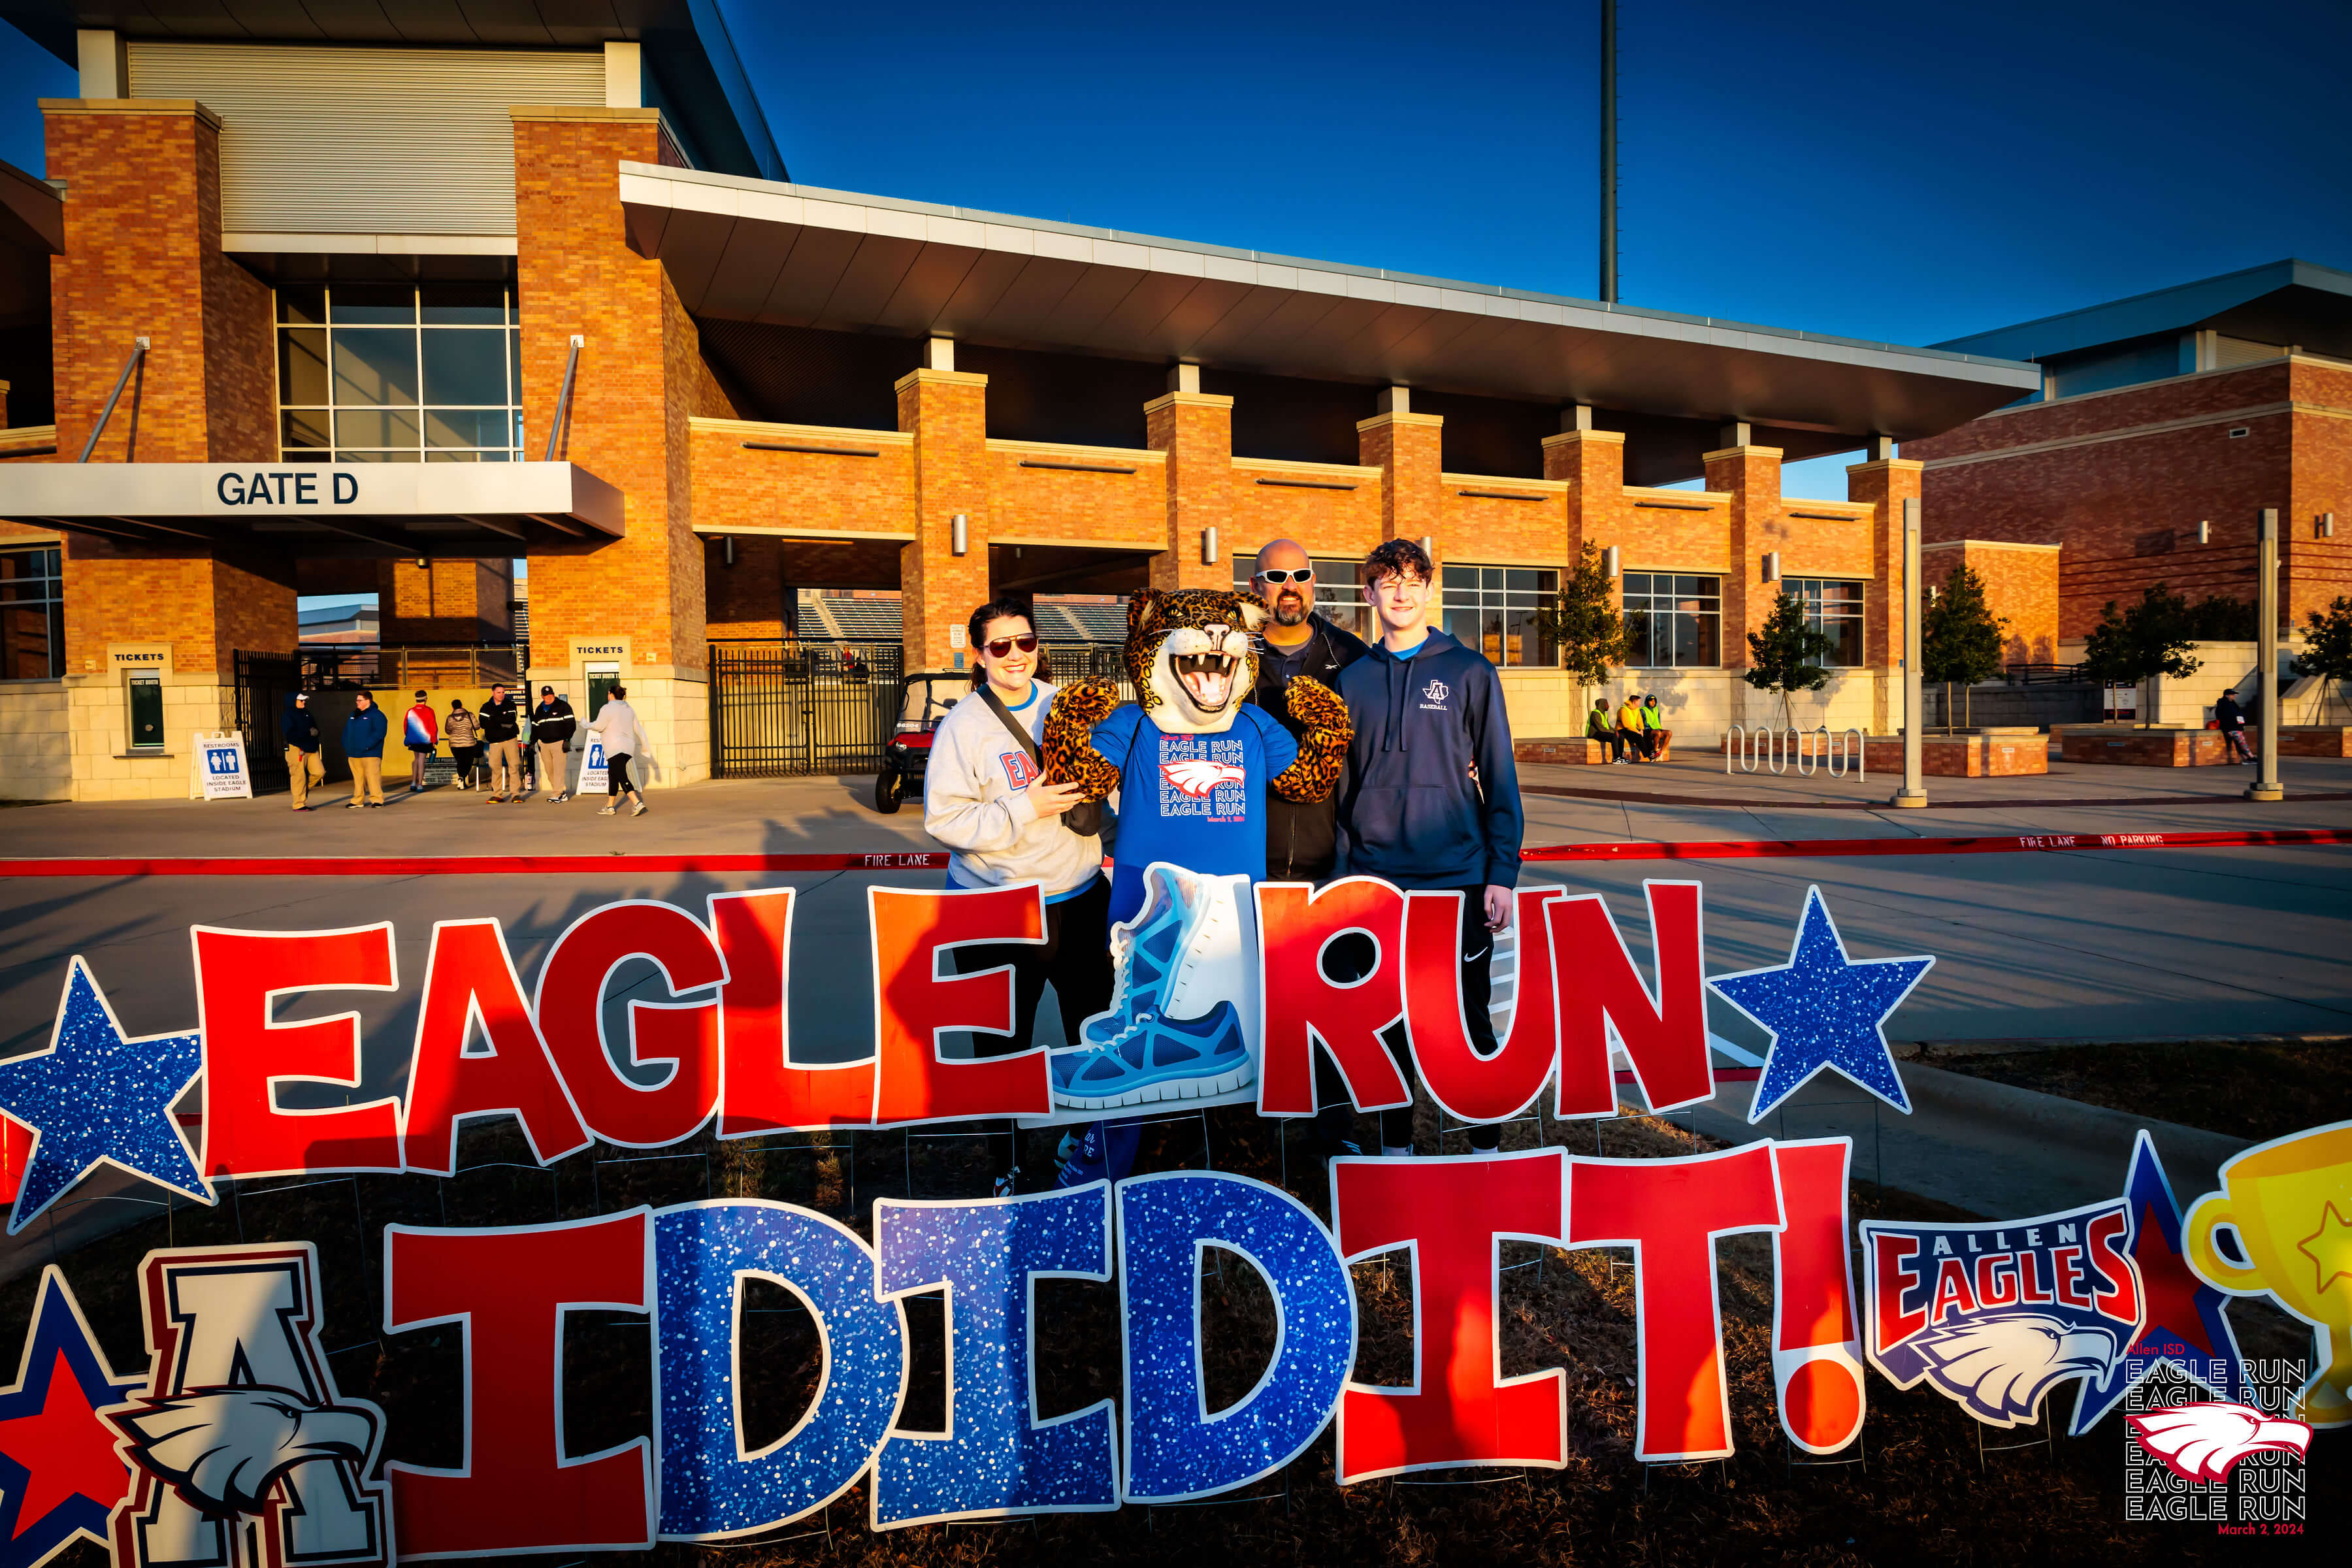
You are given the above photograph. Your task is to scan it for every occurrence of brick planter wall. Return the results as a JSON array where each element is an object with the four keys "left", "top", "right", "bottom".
[
  {"left": 2280, "top": 727, "right": 2352, "bottom": 758},
  {"left": 2057, "top": 727, "right": 2229, "bottom": 766},
  {"left": 1518, "top": 731, "right": 1673, "bottom": 765}
]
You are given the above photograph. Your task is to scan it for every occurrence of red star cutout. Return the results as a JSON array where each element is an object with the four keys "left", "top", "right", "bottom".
[
  {"left": 2129, "top": 1200, "right": 2217, "bottom": 1359},
  {"left": 0, "top": 1347, "right": 128, "bottom": 1537}
]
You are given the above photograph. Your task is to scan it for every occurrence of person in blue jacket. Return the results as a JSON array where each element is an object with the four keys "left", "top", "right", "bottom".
[
  {"left": 342, "top": 689, "right": 390, "bottom": 809},
  {"left": 1332, "top": 537, "right": 1525, "bottom": 1154}
]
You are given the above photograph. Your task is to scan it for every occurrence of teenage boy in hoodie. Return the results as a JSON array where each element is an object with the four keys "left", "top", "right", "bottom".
[
  {"left": 1333, "top": 538, "right": 1524, "bottom": 1155},
  {"left": 402, "top": 690, "right": 440, "bottom": 793}
]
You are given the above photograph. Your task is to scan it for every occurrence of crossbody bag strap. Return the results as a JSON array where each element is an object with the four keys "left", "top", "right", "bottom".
[{"left": 976, "top": 684, "right": 1046, "bottom": 772}]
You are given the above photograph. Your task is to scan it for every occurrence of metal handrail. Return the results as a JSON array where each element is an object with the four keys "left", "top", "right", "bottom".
[{"left": 77, "top": 337, "right": 148, "bottom": 461}]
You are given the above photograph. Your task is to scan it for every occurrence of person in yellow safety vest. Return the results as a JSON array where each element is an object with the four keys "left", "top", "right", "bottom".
[
  {"left": 1616, "top": 694, "right": 1653, "bottom": 762},
  {"left": 1585, "top": 698, "right": 1626, "bottom": 764}
]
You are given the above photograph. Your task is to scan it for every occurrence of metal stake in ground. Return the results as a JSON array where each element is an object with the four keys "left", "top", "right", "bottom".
[{"left": 2249, "top": 507, "right": 2285, "bottom": 803}]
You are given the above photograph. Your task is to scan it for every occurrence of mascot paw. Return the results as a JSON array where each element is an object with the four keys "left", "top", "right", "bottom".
[
  {"left": 1042, "top": 678, "right": 1124, "bottom": 800},
  {"left": 1283, "top": 676, "right": 1350, "bottom": 738},
  {"left": 1052, "top": 677, "right": 1122, "bottom": 729}
]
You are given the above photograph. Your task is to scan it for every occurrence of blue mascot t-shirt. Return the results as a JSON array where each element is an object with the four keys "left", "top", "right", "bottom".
[{"left": 1088, "top": 704, "right": 1298, "bottom": 926}]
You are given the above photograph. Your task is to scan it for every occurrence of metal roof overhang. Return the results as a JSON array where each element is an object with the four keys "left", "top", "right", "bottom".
[
  {"left": 7, "top": 461, "right": 623, "bottom": 557},
  {"left": 619, "top": 163, "right": 2041, "bottom": 461}
]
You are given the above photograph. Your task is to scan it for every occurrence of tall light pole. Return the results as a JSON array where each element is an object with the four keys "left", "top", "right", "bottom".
[
  {"left": 2249, "top": 506, "right": 2283, "bottom": 802},
  {"left": 1599, "top": 0, "right": 1617, "bottom": 304},
  {"left": 1893, "top": 497, "right": 1927, "bottom": 807}
]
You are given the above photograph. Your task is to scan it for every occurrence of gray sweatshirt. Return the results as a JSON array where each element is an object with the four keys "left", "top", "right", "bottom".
[
  {"left": 923, "top": 679, "right": 1102, "bottom": 897},
  {"left": 587, "top": 698, "right": 647, "bottom": 759}
]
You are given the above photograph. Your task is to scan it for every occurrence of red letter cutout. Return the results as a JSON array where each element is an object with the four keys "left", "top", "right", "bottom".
[
  {"left": 402, "top": 919, "right": 591, "bottom": 1175},
  {"left": 710, "top": 890, "right": 874, "bottom": 1133},
  {"left": 1567, "top": 1143, "right": 1783, "bottom": 1462},
  {"left": 1551, "top": 882, "right": 1714, "bottom": 1118},
  {"left": 1406, "top": 887, "right": 1563, "bottom": 1124},
  {"left": 384, "top": 1209, "right": 653, "bottom": 1556},
  {"left": 194, "top": 923, "right": 402, "bottom": 1177},
  {"left": 1332, "top": 1149, "right": 1567, "bottom": 1480},
  {"left": 1768, "top": 1138, "right": 1867, "bottom": 1454},
  {"left": 1256, "top": 879, "right": 1409, "bottom": 1117},
  {"left": 869, "top": 885, "right": 1049, "bottom": 1123},
  {"left": 536, "top": 901, "right": 724, "bottom": 1147}
]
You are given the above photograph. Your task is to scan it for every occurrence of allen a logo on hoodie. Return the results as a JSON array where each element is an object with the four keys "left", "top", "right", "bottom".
[{"left": 1420, "top": 678, "right": 1450, "bottom": 710}]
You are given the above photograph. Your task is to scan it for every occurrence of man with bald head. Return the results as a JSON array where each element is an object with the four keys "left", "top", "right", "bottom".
[{"left": 1247, "top": 539, "right": 1371, "bottom": 881}]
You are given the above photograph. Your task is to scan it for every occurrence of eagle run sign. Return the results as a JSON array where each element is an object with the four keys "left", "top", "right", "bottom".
[{"left": 0, "top": 873, "right": 2340, "bottom": 1564}]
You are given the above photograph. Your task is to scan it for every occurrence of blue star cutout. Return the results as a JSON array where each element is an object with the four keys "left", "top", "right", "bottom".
[
  {"left": 2070, "top": 1129, "right": 2248, "bottom": 1434},
  {"left": 0, "top": 956, "right": 210, "bottom": 1234},
  {"left": 0, "top": 1266, "right": 144, "bottom": 1568},
  {"left": 1707, "top": 886, "right": 1934, "bottom": 1124}
]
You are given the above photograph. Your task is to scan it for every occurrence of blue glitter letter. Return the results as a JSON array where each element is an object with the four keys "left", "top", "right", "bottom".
[
  {"left": 1117, "top": 1172, "right": 1356, "bottom": 1502},
  {"left": 654, "top": 1201, "right": 907, "bottom": 1541},
  {"left": 871, "top": 1183, "right": 1117, "bottom": 1527}
]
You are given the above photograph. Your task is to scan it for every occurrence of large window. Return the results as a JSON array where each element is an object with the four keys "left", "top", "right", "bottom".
[
  {"left": 1233, "top": 553, "right": 1375, "bottom": 644},
  {"left": 1623, "top": 572, "right": 1721, "bottom": 668},
  {"left": 1441, "top": 565, "right": 1560, "bottom": 667},
  {"left": 1786, "top": 578, "right": 1865, "bottom": 666},
  {"left": 277, "top": 284, "right": 523, "bottom": 463},
  {"left": 0, "top": 547, "right": 63, "bottom": 679}
]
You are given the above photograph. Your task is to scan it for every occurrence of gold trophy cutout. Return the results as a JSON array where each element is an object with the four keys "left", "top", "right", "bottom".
[{"left": 2184, "top": 1118, "right": 2352, "bottom": 1428}]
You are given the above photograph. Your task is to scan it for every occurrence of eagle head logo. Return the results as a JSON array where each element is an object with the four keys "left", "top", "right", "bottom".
[
  {"left": 1906, "top": 1312, "right": 2120, "bottom": 1425},
  {"left": 2126, "top": 1401, "right": 2313, "bottom": 1483},
  {"left": 1160, "top": 757, "right": 1247, "bottom": 798},
  {"left": 113, "top": 1386, "right": 380, "bottom": 1515}
]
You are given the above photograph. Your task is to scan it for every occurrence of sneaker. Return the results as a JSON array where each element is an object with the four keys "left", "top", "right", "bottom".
[
  {"left": 344, "top": 802, "right": 363, "bottom": 809},
  {"left": 1049, "top": 864, "right": 1252, "bottom": 1109},
  {"left": 631, "top": 800, "right": 648, "bottom": 817},
  {"left": 991, "top": 1171, "right": 1019, "bottom": 1200},
  {"left": 548, "top": 792, "right": 566, "bottom": 804},
  {"left": 598, "top": 804, "right": 619, "bottom": 815}
]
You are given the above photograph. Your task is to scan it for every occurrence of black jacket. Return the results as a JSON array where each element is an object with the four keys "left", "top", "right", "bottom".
[
  {"left": 285, "top": 709, "right": 320, "bottom": 753},
  {"left": 1247, "top": 614, "right": 1371, "bottom": 882},
  {"left": 2213, "top": 694, "right": 2245, "bottom": 732},
  {"left": 531, "top": 696, "right": 578, "bottom": 747},
  {"left": 477, "top": 693, "right": 521, "bottom": 743}
]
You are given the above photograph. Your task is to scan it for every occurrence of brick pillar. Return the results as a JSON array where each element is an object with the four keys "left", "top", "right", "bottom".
[
  {"left": 897, "top": 367, "right": 991, "bottom": 670},
  {"left": 1543, "top": 428, "right": 1629, "bottom": 563},
  {"left": 1358, "top": 408, "right": 1445, "bottom": 555},
  {"left": 514, "top": 106, "right": 710, "bottom": 781},
  {"left": 1849, "top": 456, "right": 1923, "bottom": 734},
  {"left": 1144, "top": 389, "right": 1233, "bottom": 593},
  {"left": 42, "top": 98, "right": 287, "bottom": 798},
  {"left": 1704, "top": 444, "right": 1784, "bottom": 675}
]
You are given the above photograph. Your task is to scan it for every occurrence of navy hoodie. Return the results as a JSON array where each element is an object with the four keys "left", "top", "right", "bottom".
[{"left": 1332, "top": 629, "right": 1523, "bottom": 889}]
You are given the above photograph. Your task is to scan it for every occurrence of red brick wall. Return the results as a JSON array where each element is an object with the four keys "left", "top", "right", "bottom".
[
  {"left": 380, "top": 559, "right": 511, "bottom": 644},
  {"left": 704, "top": 535, "right": 785, "bottom": 638},
  {"left": 1145, "top": 391, "right": 1232, "bottom": 593},
  {"left": 689, "top": 422, "right": 915, "bottom": 534},
  {"left": 1439, "top": 477, "right": 1571, "bottom": 567},
  {"left": 1923, "top": 540, "right": 2060, "bottom": 664},
  {"left": 1228, "top": 461, "right": 1383, "bottom": 563},
  {"left": 897, "top": 368, "right": 993, "bottom": 668},
  {"left": 1847, "top": 459, "right": 1919, "bottom": 676},
  {"left": 990, "top": 443, "right": 1167, "bottom": 544},
  {"left": 1358, "top": 412, "right": 1443, "bottom": 551},
  {"left": 1703, "top": 446, "right": 1782, "bottom": 665},
  {"left": 1907, "top": 361, "right": 2325, "bottom": 636}
]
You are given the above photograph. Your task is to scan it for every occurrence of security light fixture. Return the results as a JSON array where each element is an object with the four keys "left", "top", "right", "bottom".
[
  {"left": 1601, "top": 546, "right": 1620, "bottom": 578},
  {"left": 1761, "top": 551, "right": 1780, "bottom": 583},
  {"left": 1202, "top": 526, "right": 1218, "bottom": 565},
  {"left": 951, "top": 514, "right": 968, "bottom": 555}
]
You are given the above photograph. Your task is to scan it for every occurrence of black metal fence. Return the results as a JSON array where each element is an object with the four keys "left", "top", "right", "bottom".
[
  {"left": 710, "top": 642, "right": 906, "bottom": 777},
  {"left": 1921, "top": 681, "right": 2102, "bottom": 730},
  {"left": 233, "top": 651, "right": 301, "bottom": 793}
]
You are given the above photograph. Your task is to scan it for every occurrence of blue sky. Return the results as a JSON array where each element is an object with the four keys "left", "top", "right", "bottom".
[{"left": 5, "top": 0, "right": 2348, "bottom": 532}]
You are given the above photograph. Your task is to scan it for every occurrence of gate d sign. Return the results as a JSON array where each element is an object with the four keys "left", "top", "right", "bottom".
[{"left": 196, "top": 732, "right": 253, "bottom": 800}]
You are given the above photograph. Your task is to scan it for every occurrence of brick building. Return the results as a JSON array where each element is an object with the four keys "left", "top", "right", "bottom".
[
  {"left": 0, "top": 1, "right": 2036, "bottom": 801},
  {"left": 1910, "top": 259, "right": 2352, "bottom": 648}
]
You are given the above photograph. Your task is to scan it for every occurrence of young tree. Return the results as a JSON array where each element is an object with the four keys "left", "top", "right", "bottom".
[
  {"left": 2301, "top": 595, "right": 2352, "bottom": 724},
  {"left": 1923, "top": 564, "right": 2008, "bottom": 727},
  {"left": 1744, "top": 590, "right": 1835, "bottom": 728},
  {"left": 2080, "top": 583, "right": 2202, "bottom": 721},
  {"left": 1534, "top": 542, "right": 1629, "bottom": 713}
]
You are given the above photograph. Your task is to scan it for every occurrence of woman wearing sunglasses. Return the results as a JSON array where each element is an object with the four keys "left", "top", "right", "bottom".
[{"left": 922, "top": 598, "right": 1115, "bottom": 1195}]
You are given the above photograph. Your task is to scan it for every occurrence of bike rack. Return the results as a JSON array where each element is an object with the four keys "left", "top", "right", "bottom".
[{"left": 1725, "top": 724, "right": 1791, "bottom": 774}]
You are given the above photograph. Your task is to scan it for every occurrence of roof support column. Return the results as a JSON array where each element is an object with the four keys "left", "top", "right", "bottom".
[
  {"left": 896, "top": 366, "right": 991, "bottom": 671},
  {"left": 1358, "top": 387, "right": 1444, "bottom": 571},
  {"left": 1848, "top": 453, "right": 1923, "bottom": 736},
  {"left": 1703, "top": 442, "right": 1784, "bottom": 707},
  {"left": 1144, "top": 372, "right": 1233, "bottom": 593}
]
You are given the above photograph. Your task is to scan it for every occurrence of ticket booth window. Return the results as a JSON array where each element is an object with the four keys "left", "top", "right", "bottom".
[
  {"left": 126, "top": 672, "right": 164, "bottom": 751},
  {"left": 587, "top": 663, "right": 621, "bottom": 721}
]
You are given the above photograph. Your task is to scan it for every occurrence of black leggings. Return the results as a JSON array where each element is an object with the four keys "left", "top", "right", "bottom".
[
  {"left": 952, "top": 875, "right": 1116, "bottom": 1179},
  {"left": 608, "top": 753, "right": 633, "bottom": 796}
]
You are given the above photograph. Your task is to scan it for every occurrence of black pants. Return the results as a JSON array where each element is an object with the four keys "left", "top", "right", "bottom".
[
  {"left": 608, "top": 753, "right": 634, "bottom": 795},
  {"left": 1621, "top": 727, "right": 1653, "bottom": 760},
  {"left": 952, "top": 875, "right": 1115, "bottom": 1180},
  {"left": 1304, "top": 891, "right": 1503, "bottom": 1154}
]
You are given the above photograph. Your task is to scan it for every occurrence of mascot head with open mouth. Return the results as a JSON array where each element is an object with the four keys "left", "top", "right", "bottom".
[{"left": 1126, "top": 587, "right": 1267, "bottom": 732}]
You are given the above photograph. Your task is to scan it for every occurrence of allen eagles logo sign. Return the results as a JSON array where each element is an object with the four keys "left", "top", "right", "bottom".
[{"left": 0, "top": 874, "right": 2342, "bottom": 1561}]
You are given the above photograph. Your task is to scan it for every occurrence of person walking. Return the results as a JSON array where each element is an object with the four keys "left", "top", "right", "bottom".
[
  {"left": 284, "top": 691, "right": 324, "bottom": 809},
  {"left": 1616, "top": 692, "right": 1652, "bottom": 762},
  {"left": 923, "top": 598, "right": 1114, "bottom": 1194},
  {"left": 1333, "top": 538, "right": 1524, "bottom": 1156},
  {"left": 532, "top": 685, "right": 578, "bottom": 801},
  {"left": 444, "top": 698, "right": 480, "bottom": 790},
  {"left": 1586, "top": 698, "right": 1624, "bottom": 762},
  {"left": 2215, "top": 690, "right": 2255, "bottom": 763},
  {"left": 342, "top": 689, "right": 389, "bottom": 809},
  {"left": 402, "top": 690, "right": 440, "bottom": 794},
  {"left": 587, "top": 684, "right": 649, "bottom": 817},
  {"left": 477, "top": 683, "right": 523, "bottom": 802}
]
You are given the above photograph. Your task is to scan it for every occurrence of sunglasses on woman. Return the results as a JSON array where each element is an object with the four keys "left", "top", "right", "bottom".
[
  {"left": 1257, "top": 568, "right": 1314, "bottom": 584},
  {"left": 982, "top": 633, "right": 1040, "bottom": 657}
]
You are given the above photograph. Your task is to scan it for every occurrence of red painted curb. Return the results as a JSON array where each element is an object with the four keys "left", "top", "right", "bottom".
[{"left": 0, "top": 828, "right": 2344, "bottom": 879}]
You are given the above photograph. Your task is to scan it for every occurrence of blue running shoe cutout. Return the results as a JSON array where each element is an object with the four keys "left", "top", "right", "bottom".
[{"left": 1050, "top": 864, "right": 1251, "bottom": 1109}]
